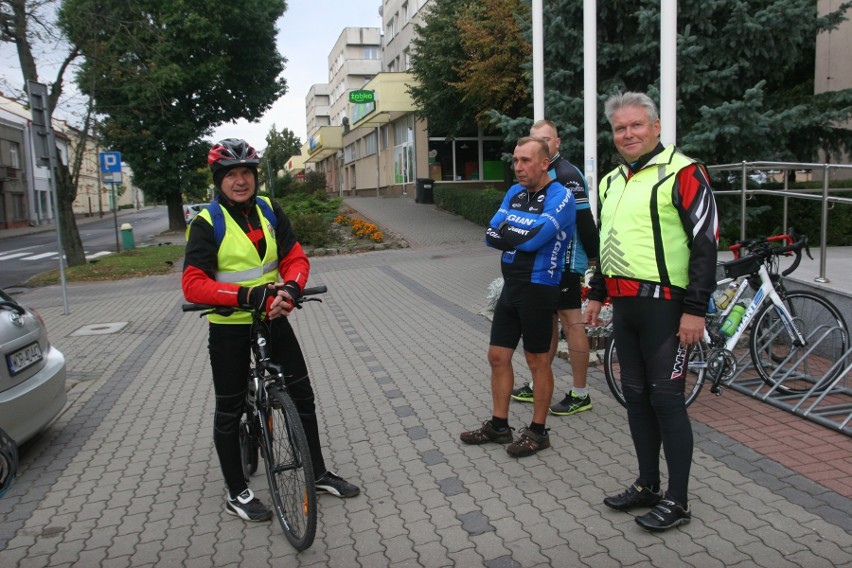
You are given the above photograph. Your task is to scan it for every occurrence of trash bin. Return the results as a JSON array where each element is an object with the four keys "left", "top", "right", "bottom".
[
  {"left": 120, "top": 223, "right": 135, "bottom": 250},
  {"left": 415, "top": 178, "right": 434, "bottom": 204}
]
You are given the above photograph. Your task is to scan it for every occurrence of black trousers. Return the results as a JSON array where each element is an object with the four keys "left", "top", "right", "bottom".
[
  {"left": 208, "top": 318, "right": 326, "bottom": 497},
  {"left": 612, "top": 297, "right": 694, "bottom": 507}
]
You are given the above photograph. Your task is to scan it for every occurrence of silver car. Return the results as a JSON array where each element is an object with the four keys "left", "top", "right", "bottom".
[
  {"left": 184, "top": 203, "right": 207, "bottom": 225},
  {"left": 0, "top": 289, "right": 66, "bottom": 445}
]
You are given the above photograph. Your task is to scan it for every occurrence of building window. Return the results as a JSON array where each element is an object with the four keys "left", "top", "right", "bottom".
[
  {"left": 403, "top": 48, "right": 411, "bottom": 71},
  {"left": 364, "top": 132, "right": 378, "bottom": 157},
  {"left": 10, "top": 143, "right": 20, "bottom": 169},
  {"left": 402, "top": 2, "right": 409, "bottom": 23},
  {"left": 393, "top": 116, "right": 415, "bottom": 185},
  {"left": 344, "top": 143, "right": 356, "bottom": 164},
  {"left": 12, "top": 193, "right": 26, "bottom": 221},
  {"left": 427, "top": 132, "right": 505, "bottom": 182},
  {"left": 364, "top": 47, "right": 379, "bottom": 60}
]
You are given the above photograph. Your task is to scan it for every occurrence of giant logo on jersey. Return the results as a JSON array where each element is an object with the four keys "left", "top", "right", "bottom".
[{"left": 506, "top": 214, "right": 536, "bottom": 227}]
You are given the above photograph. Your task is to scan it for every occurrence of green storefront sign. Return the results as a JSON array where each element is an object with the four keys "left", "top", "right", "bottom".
[{"left": 349, "top": 90, "right": 375, "bottom": 104}]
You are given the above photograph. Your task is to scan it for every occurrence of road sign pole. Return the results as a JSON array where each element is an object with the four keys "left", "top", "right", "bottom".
[{"left": 27, "top": 81, "right": 70, "bottom": 315}]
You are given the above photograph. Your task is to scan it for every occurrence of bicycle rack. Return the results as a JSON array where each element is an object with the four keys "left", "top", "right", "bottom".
[{"left": 721, "top": 325, "right": 852, "bottom": 436}]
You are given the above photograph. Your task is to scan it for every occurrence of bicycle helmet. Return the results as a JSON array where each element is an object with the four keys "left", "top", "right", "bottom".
[
  {"left": 208, "top": 138, "right": 260, "bottom": 190},
  {"left": 0, "top": 427, "right": 17, "bottom": 497},
  {"left": 208, "top": 138, "right": 260, "bottom": 173}
]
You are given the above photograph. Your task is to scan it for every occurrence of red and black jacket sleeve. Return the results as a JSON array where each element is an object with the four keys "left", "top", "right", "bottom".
[{"left": 674, "top": 163, "right": 719, "bottom": 317}]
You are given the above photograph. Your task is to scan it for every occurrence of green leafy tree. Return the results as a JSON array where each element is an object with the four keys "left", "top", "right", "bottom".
[
  {"left": 410, "top": 0, "right": 531, "bottom": 137},
  {"left": 452, "top": 0, "right": 531, "bottom": 124},
  {"left": 409, "top": 0, "right": 477, "bottom": 138},
  {"left": 259, "top": 125, "right": 301, "bottom": 190},
  {"left": 59, "top": 0, "right": 289, "bottom": 230}
]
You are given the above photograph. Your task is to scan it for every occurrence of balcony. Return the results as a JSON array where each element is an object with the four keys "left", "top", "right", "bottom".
[{"left": 0, "top": 166, "right": 20, "bottom": 180}]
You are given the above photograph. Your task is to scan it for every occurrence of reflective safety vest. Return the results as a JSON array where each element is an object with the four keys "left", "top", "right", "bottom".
[
  {"left": 196, "top": 196, "right": 279, "bottom": 324},
  {"left": 598, "top": 146, "right": 694, "bottom": 289}
]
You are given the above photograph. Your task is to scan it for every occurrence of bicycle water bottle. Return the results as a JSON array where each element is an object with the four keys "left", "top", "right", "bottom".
[
  {"left": 716, "top": 282, "right": 739, "bottom": 310},
  {"left": 720, "top": 304, "right": 746, "bottom": 337},
  {"left": 707, "top": 295, "right": 718, "bottom": 315}
]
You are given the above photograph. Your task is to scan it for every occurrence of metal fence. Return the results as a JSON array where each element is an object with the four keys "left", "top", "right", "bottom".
[
  {"left": 706, "top": 160, "right": 852, "bottom": 283},
  {"left": 705, "top": 161, "right": 851, "bottom": 435}
]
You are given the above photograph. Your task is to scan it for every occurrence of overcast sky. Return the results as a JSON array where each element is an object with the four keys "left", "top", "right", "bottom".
[
  {"left": 211, "top": 0, "right": 383, "bottom": 150},
  {"left": 0, "top": 0, "right": 383, "bottom": 153}
]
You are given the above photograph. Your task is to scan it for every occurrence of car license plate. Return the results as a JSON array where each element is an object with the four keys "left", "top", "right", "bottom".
[{"left": 7, "top": 342, "right": 43, "bottom": 375}]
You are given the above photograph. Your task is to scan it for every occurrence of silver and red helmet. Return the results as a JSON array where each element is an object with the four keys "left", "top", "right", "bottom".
[{"left": 208, "top": 138, "right": 260, "bottom": 174}]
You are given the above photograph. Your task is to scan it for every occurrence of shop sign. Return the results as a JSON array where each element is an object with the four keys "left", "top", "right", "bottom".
[{"left": 349, "top": 90, "right": 375, "bottom": 103}]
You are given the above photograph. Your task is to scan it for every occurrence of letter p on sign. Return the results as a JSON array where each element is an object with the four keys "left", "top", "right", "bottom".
[{"left": 99, "top": 151, "right": 122, "bottom": 173}]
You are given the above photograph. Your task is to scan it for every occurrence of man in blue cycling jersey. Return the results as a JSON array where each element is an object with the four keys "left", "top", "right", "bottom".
[
  {"left": 512, "top": 120, "right": 600, "bottom": 416},
  {"left": 461, "top": 136, "right": 575, "bottom": 458}
]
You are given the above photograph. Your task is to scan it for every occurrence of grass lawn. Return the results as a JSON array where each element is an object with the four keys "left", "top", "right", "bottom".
[{"left": 27, "top": 245, "right": 185, "bottom": 286}]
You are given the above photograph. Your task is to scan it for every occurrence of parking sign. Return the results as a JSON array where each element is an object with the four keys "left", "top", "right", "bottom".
[{"left": 99, "top": 152, "right": 122, "bottom": 173}]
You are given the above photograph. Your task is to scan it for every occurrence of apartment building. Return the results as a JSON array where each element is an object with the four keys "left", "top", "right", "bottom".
[
  {"left": 338, "top": 0, "right": 506, "bottom": 196},
  {"left": 304, "top": 27, "right": 382, "bottom": 193}
]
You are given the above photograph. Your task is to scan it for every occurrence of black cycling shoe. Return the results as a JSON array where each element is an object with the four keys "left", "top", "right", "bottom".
[
  {"left": 603, "top": 482, "right": 662, "bottom": 511},
  {"left": 635, "top": 498, "right": 691, "bottom": 531}
]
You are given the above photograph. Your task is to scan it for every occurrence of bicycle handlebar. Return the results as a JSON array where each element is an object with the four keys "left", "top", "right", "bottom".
[
  {"left": 182, "top": 285, "right": 328, "bottom": 314},
  {"left": 773, "top": 235, "right": 812, "bottom": 277},
  {"left": 729, "top": 233, "right": 794, "bottom": 259}
]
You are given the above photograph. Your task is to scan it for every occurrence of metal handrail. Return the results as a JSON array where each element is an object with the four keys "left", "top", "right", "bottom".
[{"left": 706, "top": 160, "right": 852, "bottom": 284}]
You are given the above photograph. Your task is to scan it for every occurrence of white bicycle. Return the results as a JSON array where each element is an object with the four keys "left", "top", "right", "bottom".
[{"left": 604, "top": 234, "right": 849, "bottom": 406}]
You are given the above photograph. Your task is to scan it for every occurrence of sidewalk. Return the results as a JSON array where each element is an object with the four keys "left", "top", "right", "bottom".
[{"left": 0, "top": 195, "right": 849, "bottom": 567}]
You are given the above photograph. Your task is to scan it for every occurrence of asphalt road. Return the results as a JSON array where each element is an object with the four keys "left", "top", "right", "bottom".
[{"left": 0, "top": 206, "right": 170, "bottom": 289}]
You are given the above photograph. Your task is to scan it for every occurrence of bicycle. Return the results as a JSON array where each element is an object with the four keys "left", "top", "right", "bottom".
[
  {"left": 183, "top": 285, "right": 327, "bottom": 551},
  {"left": 0, "top": 426, "right": 17, "bottom": 498},
  {"left": 603, "top": 234, "right": 849, "bottom": 407}
]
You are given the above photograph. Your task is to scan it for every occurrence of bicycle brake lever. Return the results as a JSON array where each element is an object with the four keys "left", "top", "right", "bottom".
[{"left": 295, "top": 298, "right": 323, "bottom": 309}]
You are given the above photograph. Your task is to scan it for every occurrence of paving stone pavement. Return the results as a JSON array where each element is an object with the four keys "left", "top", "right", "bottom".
[{"left": 0, "top": 195, "right": 850, "bottom": 567}]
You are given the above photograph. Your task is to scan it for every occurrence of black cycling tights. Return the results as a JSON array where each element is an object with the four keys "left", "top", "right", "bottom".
[
  {"left": 612, "top": 297, "right": 693, "bottom": 507},
  {"left": 208, "top": 319, "right": 326, "bottom": 497}
]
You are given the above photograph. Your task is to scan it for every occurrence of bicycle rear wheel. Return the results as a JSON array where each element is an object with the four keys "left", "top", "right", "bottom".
[
  {"left": 259, "top": 386, "right": 317, "bottom": 551},
  {"left": 603, "top": 337, "right": 707, "bottom": 408},
  {"left": 749, "top": 291, "right": 849, "bottom": 395}
]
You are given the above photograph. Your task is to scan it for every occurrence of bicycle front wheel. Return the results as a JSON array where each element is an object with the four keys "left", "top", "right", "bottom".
[
  {"left": 603, "top": 337, "right": 707, "bottom": 408},
  {"left": 259, "top": 386, "right": 317, "bottom": 551},
  {"left": 238, "top": 411, "right": 260, "bottom": 482},
  {"left": 749, "top": 291, "right": 849, "bottom": 395}
]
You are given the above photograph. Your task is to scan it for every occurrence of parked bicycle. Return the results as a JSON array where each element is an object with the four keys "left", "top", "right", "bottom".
[
  {"left": 183, "top": 285, "right": 327, "bottom": 551},
  {"left": 604, "top": 234, "right": 849, "bottom": 407}
]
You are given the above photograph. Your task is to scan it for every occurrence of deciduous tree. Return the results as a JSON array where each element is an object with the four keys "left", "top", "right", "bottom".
[
  {"left": 59, "top": 0, "right": 289, "bottom": 230},
  {"left": 260, "top": 125, "right": 301, "bottom": 191}
]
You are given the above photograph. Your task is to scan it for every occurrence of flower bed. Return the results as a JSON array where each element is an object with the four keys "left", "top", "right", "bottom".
[{"left": 334, "top": 214, "right": 384, "bottom": 243}]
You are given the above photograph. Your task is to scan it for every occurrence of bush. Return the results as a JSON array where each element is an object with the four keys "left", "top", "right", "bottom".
[
  {"left": 275, "top": 192, "right": 341, "bottom": 219},
  {"left": 434, "top": 185, "right": 505, "bottom": 226},
  {"left": 288, "top": 211, "right": 332, "bottom": 247}
]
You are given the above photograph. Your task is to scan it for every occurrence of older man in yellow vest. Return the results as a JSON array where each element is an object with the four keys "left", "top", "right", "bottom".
[{"left": 585, "top": 93, "right": 719, "bottom": 532}]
